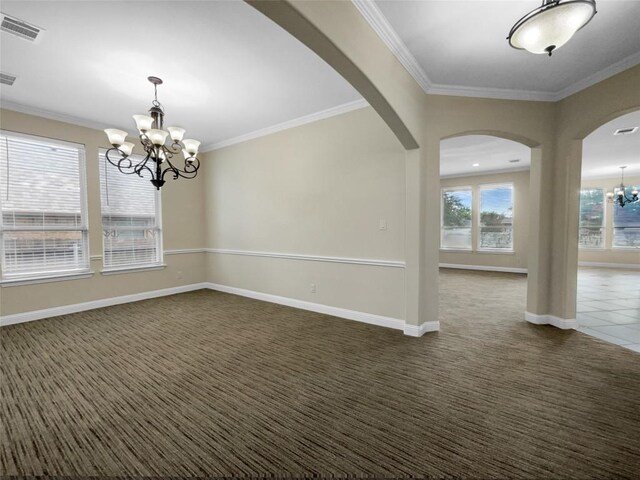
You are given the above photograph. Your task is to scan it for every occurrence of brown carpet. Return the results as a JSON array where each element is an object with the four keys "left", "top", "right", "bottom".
[{"left": 1, "top": 269, "right": 639, "bottom": 478}]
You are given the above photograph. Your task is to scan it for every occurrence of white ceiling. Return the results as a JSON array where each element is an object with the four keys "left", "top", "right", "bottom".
[
  {"left": 1, "top": 1, "right": 639, "bottom": 150},
  {"left": 441, "top": 111, "right": 640, "bottom": 179},
  {"left": 371, "top": 0, "right": 640, "bottom": 100},
  {"left": 0, "top": 0, "right": 361, "bottom": 149},
  {"left": 582, "top": 110, "right": 640, "bottom": 179},
  {"left": 440, "top": 136, "right": 531, "bottom": 177}
]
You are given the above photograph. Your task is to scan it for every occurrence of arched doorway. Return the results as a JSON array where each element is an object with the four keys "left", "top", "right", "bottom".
[
  {"left": 439, "top": 134, "right": 533, "bottom": 328},
  {"left": 575, "top": 110, "right": 640, "bottom": 350}
]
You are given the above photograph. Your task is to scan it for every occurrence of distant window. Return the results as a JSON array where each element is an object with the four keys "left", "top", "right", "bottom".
[
  {"left": 0, "top": 132, "right": 89, "bottom": 280},
  {"left": 479, "top": 184, "right": 513, "bottom": 251},
  {"left": 578, "top": 189, "right": 605, "bottom": 248},
  {"left": 612, "top": 187, "right": 640, "bottom": 248},
  {"left": 441, "top": 188, "right": 472, "bottom": 250},
  {"left": 99, "top": 150, "right": 162, "bottom": 270}
]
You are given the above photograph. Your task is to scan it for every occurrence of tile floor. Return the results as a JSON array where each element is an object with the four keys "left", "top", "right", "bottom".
[{"left": 576, "top": 267, "right": 640, "bottom": 352}]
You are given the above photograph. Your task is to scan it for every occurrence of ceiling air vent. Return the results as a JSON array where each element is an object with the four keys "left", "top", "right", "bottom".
[
  {"left": 0, "top": 72, "right": 16, "bottom": 86},
  {"left": 613, "top": 127, "right": 638, "bottom": 136},
  {"left": 1, "top": 14, "right": 42, "bottom": 42}
]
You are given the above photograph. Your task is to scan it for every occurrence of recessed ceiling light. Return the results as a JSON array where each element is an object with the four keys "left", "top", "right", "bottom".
[
  {"left": 472, "top": 163, "right": 480, "bottom": 167},
  {"left": 613, "top": 127, "right": 638, "bottom": 136},
  {"left": 509, "top": 159, "right": 521, "bottom": 163}
]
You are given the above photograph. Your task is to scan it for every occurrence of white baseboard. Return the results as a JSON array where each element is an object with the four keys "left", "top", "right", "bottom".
[
  {"left": 0, "top": 283, "right": 209, "bottom": 327},
  {"left": 578, "top": 261, "right": 640, "bottom": 269},
  {"left": 1, "top": 280, "right": 441, "bottom": 337},
  {"left": 439, "top": 263, "right": 527, "bottom": 274},
  {"left": 206, "top": 282, "right": 412, "bottom": 333},
  {"left": 403, "top": 321, "right": 440, "bottom": 337},
  {"left": 524, "top": 311, "right": 578, "bottom": 330}
]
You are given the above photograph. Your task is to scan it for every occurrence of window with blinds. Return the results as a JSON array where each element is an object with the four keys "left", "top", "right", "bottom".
[
  {"left": 0, "top": 132, "right": 89, "bottom": 280},
  {"left": 99, "top": 150, "right": 162, "bottom": 270}
]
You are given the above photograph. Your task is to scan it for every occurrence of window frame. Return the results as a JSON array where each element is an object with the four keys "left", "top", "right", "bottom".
[
  {"left": 0, "top": 130, "right": 91, "bottom": 284},
  {"left": 98, "top": 149, "right": 164, "bottom": 273},
  {"left": 578, "top": 188, "right": 606, "bottom": 250},
  {"left": 440, "top": 186, "right": 473, "bottom": 251},
  {"left": 611, "top": 185, "right": 640, "bottom": 250},
  {"left": 477, "top": 182, "right": 514, "bottom": 253}
]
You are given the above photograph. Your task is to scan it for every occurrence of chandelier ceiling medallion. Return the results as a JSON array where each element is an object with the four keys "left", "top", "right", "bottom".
[
  {"left": 507, "top": 0, "right": 597, "bottom": 56},
  {"left": 104, "top": 76, "right": 201, "bottom": 190},
  {"left": 606, "top": 166, "right": 639, "bottom": 207}
]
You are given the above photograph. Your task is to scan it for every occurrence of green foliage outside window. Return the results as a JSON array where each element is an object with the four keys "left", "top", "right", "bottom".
[{"left": 443, "top": 192, "right": 471, "bottom": 227}]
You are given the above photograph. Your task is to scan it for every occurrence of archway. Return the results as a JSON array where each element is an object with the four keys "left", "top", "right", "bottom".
[
  {"left": 439, "top": 134, "right": 535, "bottom": 327},
  {"left": 573, "top": 110, "right": 640, "bottom": 350}
]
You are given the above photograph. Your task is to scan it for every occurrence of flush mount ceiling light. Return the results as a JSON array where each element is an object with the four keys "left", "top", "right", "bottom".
[
  {"left": 606, "top": 166, "right": 639, "bottom": 207},
  {"left": 104, "top": 76, "right": 201, "bottom": 190},
  {"left": 507, "top": 0, "right": 597, "bottom": 56}
]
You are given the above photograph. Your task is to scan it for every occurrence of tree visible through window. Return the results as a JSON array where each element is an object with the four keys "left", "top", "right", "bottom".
[
  {"left": 441, "top": 189, "right": 472, "bottom": 249},
  {"left": 579, "top": 189, "right": 605, "bottom": 248},
  {"left": 479, "top": 185, "right": 513, "bottom": 250}
]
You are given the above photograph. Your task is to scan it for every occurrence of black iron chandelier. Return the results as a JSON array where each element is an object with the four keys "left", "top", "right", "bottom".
[
  {"left": 508, "top": 0, "right": 597, "bottom": 56},
  {"left": 104, "top": 76, "right": 201, "bottom": 190},
  {"left": 606, "top": 166, "right": 639, "bottom": 207}
]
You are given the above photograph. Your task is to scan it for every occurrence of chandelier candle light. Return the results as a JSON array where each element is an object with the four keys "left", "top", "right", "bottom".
[
  {"left": 508, "top": 0, "right": 597, "bottom": 56},
  {"left": 104, "top": 76, "right": 201, "bottom": 190},
  {"left": 606, "top": 166, "right": 639, "bottom": 207}
]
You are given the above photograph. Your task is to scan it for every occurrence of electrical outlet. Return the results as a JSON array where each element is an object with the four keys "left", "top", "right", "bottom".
[
  {"left": 177, "top": 270, "right": 183, "bottom": 280},
  {"left": 310, "top": 283, "right": 317, "bottom": 293},
  {"left": 379, "top": 218, "right": 388, "bottom": 231}
]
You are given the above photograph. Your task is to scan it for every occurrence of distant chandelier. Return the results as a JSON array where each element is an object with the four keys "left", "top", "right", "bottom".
[
  {"left": 104, "top": 76, "right": 201, "bottom": 190},
  {"left": 507, "top": 0, "right": 597, "bottom": 56},
  {"left": 606, "top": 166, "right": 639, "bottom": 207}
]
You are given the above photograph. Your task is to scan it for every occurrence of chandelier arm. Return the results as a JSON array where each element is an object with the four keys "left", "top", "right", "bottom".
[
  {"left": 165, "top": 142, "right": 182, "bottom": 156},
  {"left": 133, "top": 153, "right": 154, "bottom": 178},
  {"left": 160, "top": 156, "right": 200, "bottom": 181},
  {"left": 105, "top": 148, "right": 139, "bottom": 175}
]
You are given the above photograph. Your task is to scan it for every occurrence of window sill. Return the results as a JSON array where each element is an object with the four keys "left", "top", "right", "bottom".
[
  {"left": 100, "top": 264, "right": 166, "bottom": 276},
  {"left": 0, "top": 271, "right": 94, "bottom": 287},
  {"left": 440, "top": 249, "right": 515, "bottom": 255},
  {"left": 476, "top": 249, "right": 515, "bottom": 255}
]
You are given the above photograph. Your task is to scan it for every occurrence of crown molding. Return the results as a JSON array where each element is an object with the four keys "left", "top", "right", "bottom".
[
  {"left": 440, "top": 165, "right": 531, "bottom": 179},
  {"left": 427, "top": 83, "right": 556, "bottom": 102},
  {"left": 351, "top": 0, "right": 640, "bottom": 103},
  {"left": 0, "top": 100, "right": 112, "bottom": 132},
  {"left": 351, "top": 0, "right": 432, "bottom": 92},
  {"left": 553, "top": 50, "right": 640, "bottom": 101},
  {"left": 202, "top": 98, "right": 369, "bottom": 152}
]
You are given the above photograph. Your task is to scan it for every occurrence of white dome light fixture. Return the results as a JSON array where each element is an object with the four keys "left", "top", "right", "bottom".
[{"left": 508, "top": 0, "right": 597, "bottom": 56}]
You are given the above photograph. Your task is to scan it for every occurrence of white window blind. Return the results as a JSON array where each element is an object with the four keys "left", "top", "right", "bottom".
[
  {"left": 0, "top": 132, "right": 89, "bottom": 280},
  {"left": 99, "top": 150, "right": 162, "bottom": 270}
]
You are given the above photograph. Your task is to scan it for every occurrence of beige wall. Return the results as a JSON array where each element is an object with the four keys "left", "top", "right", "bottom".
[
  {"left": 204, "top": 106, "right": 407, "bottom": 319},
  {"left": 578, "top": 175, "right": 640, "bottom": 266},
  {"left": 440, "top": 170, "right": 530, "bottom": 270},
  {"left": 0, "top": 109, "right": 207, "bottom": 316}
]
